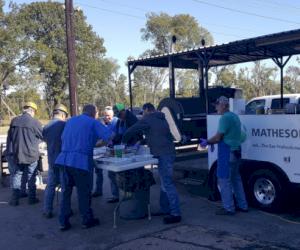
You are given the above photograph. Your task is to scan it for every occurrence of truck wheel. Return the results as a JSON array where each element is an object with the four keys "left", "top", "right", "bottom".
[{"left": 248, "top": 169, "right": 285, "bottom": 212}]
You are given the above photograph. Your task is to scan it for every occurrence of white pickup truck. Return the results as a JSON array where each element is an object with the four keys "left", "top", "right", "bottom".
[{"left": 207, "top": 112, "right": 300, "bottom": 212}]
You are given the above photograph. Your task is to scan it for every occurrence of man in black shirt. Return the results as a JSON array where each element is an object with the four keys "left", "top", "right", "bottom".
[{"left": 6, "top": 102, "right": 43, "bottom": 206}]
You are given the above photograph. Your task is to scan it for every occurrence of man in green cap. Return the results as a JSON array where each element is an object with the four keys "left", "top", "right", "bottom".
[{"left": 112, "top": 103, "right": 140, "bottom": 145}]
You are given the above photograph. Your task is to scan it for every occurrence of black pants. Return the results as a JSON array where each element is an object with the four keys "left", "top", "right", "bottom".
[{"left": 59, "top": 167, "right": 93, "bottom": 225}]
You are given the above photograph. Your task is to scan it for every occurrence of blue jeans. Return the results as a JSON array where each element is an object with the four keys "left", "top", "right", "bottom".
[
  {"left": 9, "top": 160, "right": 38, "bottom": 200},
  {"left": 43, "top": 165, "right": 60, "bottom": 213},
  {"left": 7, "top": 156, "right": 28, "bottom": 195},
  {"left": 158, "top": 154, "right": 181, "bottom": 216},
  {"left": 59, "top": 166, "right": 94, "bottom": 226},
  {"left": 218, "top": 152, "right": 248, "bottom": 212},
  {"left": 108, "top": 171, "right": 119, "bottom": 198},
  {"left": 94, "top": 168, "right": 103, "bottom": 194}
]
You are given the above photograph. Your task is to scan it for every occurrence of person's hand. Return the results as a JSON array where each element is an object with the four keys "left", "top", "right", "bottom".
[{"left": 199, "top": 138, "right": 208, "bottom": 148}]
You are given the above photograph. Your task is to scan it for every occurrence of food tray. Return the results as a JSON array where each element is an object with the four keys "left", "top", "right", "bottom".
[{"left": 93, "top": 147, "right": 107, "bottom": 156}]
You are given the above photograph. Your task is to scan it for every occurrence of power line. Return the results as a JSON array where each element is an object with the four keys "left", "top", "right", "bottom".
[
  {"left": 200, "top": 21, "right": 257, "bottom": 34},
  {"left": 192, "top": 0, "right": 300, "bottom": 25},
  {"left": 261, "top": 0, "right": 300, "bottom": 11},
  {"left": 74, "top": 2, "right": 145, "bottom": 20},
  {"left": 97, "top": 0, "right": 148, "bottom": 13},
  {"left": 75, "top": 1, "right": 248, "bottom": 40},
  {"left": 246, "top": 0, "right": 300, "bottom": 12}
]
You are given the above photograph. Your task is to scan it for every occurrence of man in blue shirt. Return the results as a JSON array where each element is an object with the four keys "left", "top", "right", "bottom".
[
  {"left": 93, "top": 106, "right": 118, "bottom": 199},
  {"left": 56, "top": 104, "right": 111, "bottom": 231},
  {"left": 42, "top": 104, "right": 68, "bottom": 218}
]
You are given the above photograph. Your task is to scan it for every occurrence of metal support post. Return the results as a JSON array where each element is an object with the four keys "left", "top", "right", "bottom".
[{"left": 272, "top": 56, "right": 291, "bottom": 108}]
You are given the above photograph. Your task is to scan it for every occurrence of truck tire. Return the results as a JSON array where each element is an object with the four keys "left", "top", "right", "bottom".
[{"left": 247, "top": 169, "right": 285, "bottom": 212}]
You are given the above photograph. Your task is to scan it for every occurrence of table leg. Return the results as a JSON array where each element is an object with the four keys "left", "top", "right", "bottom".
[
  {"left": 148, "top": 203, "right": 151, "bottom": 220},
  {"left": 113, "top": 201, "right": 121, "bottom": 229}
]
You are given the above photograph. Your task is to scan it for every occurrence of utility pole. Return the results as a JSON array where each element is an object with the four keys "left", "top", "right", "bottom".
[{"left": 65, "top": 0, "right": 78, "bottom": 116}]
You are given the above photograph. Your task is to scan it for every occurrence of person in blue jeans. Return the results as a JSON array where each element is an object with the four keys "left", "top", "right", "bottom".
[
  {"left": 6, "top": 102, "right": 43, "bottom": 206},
  {"left": 122, "top": 103, "right": 181, "bottom": 224},
  {"left": 200, "top": 96, "right": 248, "bottom": 215},
  {"left": 42, "top": 104, "right": 68, "bottom": 218},
  {"left": 93, "top": 106, "right": 119, "bottom": 202},
  {"left": 55, "top": 104, "right": 111, "bottom": 231}
]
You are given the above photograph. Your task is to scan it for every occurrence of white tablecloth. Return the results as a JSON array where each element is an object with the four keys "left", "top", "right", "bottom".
[{"left": 94, "top": 158, "right": 158, "bottom": 172}]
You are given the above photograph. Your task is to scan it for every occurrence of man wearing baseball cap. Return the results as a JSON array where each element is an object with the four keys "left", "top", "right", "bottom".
[
  {"left": 6, "top": 101, "right": 43, "bottom": 206},
  {"left": 42, "top": 104, "right": 68, "bottom": 218},
  {"left": 200, "top": 96, "right": 248, "bottom": 215}
]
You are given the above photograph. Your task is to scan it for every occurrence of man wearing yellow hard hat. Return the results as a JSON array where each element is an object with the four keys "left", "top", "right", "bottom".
[
  {"left": 6, "top": 101, "right": 43, "bottom": 206},
  {"left": 42, "top": 104, "right": 68, "bottom": 218}
]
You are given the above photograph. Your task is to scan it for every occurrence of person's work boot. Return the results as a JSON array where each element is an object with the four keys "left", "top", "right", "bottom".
[
  {"left": 60, "top": 222, "right": 72, "bottom": 231},
  {"left": 215, "top": 208, "right": 235, "bottom": 215},
  {"left": 92, "top": 192, "right": 103, "bottom": 198},
  {"left": 236, "top": 207, "right": 249, "bottom": 213},
  {"left": 9, "top": 199, "right": 19, "bottom": 206},
  {"left": 43, "top": 211, "right": 53, "bottom": 219},
  {"left": 82, "top": 218, "right": 100, "bottom": 229},
  {"left": 151, "top": 211, "right": 169, "bottom": 216},
  {"left": 107, "top": 197, "right": 119, "bottom": 203},
  {"left": 163, "top": 215, "right": 181, "bottom": 224},
  {"left": 19, "top": 193, "right": 28, "bottom": 198},
  {"left": 28, "top": 198, "right": 40, "bottom": 205},
  {"left": 9, "top": 189, "right": 20, "bottom": 206}
]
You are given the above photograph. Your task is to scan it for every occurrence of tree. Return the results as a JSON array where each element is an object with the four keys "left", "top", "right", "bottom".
[
  {"left": 211, "top": 66, "right": 237, "bottom": 87},
  {"left": 251, "top": 61, "right": 278, "bottom": 96},
  {"left": 10, "top": 2, "right": 112, "bottom": 113},
  {"left": 132, "top": 13, "right": 214, "bottom": 106},
  {"left": 141, "top": 12, "right": 213, "bottom": 54},
  {"left": 0, "top": 1, "right": 33, "bottom": 91},
  {"left": 284, "top": 65, "right": 300, "bottom": 93}
]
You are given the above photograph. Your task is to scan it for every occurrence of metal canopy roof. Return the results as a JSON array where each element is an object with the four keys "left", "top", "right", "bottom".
[{"left": 128, "top": 28, "right": 300, "bottom": 69}]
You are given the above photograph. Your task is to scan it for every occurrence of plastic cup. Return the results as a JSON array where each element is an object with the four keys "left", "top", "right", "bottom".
[{"left": 114, "top": 145, "right": 125, "bottom": 158}]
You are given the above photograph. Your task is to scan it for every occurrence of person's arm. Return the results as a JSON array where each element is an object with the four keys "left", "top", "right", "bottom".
[
  {"left": 207, "top": 132, "right": 223, "bottom": 145},
  {"left": 94, "top": 120, "right": 112, "bottom": 143},
  {"left": 200, "top": 115, "right": 228, "bottom": 147},
  {"left": 122, "top": 120, "right": 149, "bottom": 144}
]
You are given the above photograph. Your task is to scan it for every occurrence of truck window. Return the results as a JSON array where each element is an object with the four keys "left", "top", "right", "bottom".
[
  {"left": 245, "top": 99, "right": 265, "bottom": 114},
  {"left": 271, "top": 98, "right": 289, "bottom": 109}
]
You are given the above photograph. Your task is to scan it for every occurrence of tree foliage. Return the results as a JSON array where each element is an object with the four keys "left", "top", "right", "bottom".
[
  {"left": 0, "top": 1, "right": 124, "bottom": 118},
  {"left": 141, "top": 12, "right": 213, "bottom": 54},
  {"left": 132, "top": 13, "right": 213, "bottom": 107}
]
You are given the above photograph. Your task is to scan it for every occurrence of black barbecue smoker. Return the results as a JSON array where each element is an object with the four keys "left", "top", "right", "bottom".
[{"left": 127, "top": 29, "right": 300, "bottom": 143}]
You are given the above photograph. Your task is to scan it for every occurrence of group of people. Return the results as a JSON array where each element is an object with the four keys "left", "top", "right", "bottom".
[
  {"left": 6, "top": 95, "right": 248, "bottom": 231},
  {"left": 6, "top": 101, "right": 182, "bottom": 231}
]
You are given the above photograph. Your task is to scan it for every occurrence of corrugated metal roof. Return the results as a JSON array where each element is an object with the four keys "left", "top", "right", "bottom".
[{"left": 128, "top": 28, "right": 300, "bottom": 69}]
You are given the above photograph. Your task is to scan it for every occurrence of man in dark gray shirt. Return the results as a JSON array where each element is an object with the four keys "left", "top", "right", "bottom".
[
  {"left": 6, "top": 102, "right": 43, "bottom": 206},
  {"left": 122, "top": 103, "right": 181, "bottom": 224},
  {"left": 42, "top": 104, "right": 68, "bottom": 218}
]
